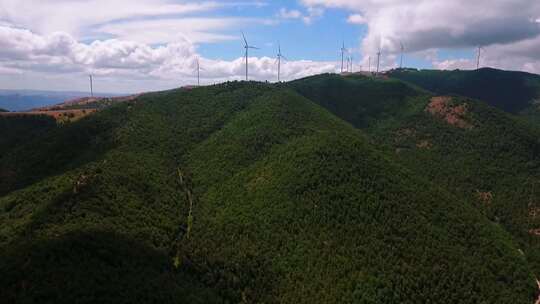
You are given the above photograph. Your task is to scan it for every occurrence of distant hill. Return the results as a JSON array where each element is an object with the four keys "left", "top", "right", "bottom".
[
  {"left": 0, "top": 78, "right": 538, "bottom": 303},
  {"left": 0, "top": 89, "right": 121, "bottom": 111},
  {"left": 387, "top": 68, "right": 540, "bottom": 115}
]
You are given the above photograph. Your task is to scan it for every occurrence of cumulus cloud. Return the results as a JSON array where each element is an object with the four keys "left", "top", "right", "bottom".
[
  {"left": 277, "top": 7, "right": 324, "bottom": 24},
  {"left": 301, "top": 0, "right": 540, "bottom": 72},
  {"left": 347, "top": 14, "right": 367, "bottom": 25},
  {"left": 0, "top": 0, "right": 268, "bottom": 44},
  {"left": 0, "top": 25, "right": 337, "bottom": 92}
]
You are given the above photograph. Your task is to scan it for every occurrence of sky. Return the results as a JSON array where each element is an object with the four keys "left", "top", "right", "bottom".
[{"left": 0, "top": 0, "right": 539, "bottom": 93}]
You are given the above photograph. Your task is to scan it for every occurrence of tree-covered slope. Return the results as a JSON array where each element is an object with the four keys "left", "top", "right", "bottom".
[
  {"left": 290, "top": 74, "right": 540, "bottom": 279},
  {"left": 0, "top": 82, "right": 537, "bottom": 303},
  {"left": 387, "top": 68, "right": 540, "bottom": 114}
]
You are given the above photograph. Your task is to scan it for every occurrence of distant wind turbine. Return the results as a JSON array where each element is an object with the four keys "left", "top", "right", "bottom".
[
  {"left": 399, "top": 42, "right": 404, "bottom": 69},
  {"left": 195, "top": 58, "right": 205, "bottom": 86},
  {"left": 476, "top": 46, "right": 483, "bottom": 70},
  {"left": 242, "top": 32, "right": 259, "bottom": 81},
  {"left": 368, "top": 56, "right": 371, "bottom": 72},
  {"left": 376, "top": 48, "right": 381, "bottom": 74},
  {"left": 89, "top": 74, "right": 93, "bottom": 97},
  {"left": 276, "top": 42, "right": 287, "bottom": 82},
  {"left": 341, "top": 41, "right": 347, "bottom": 73}
]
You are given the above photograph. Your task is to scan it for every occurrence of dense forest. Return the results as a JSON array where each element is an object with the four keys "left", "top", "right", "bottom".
[
  {"left": 1, "top": 73, "right": 539, "bottom": 303},
  {"left": 388, "top": 68, "right": 540, "bottom": 114}
]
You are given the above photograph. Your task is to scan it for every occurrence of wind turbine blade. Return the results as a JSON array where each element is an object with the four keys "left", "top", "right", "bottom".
[
  {"left": 241, "top": 31, "right": 248, "bottom": 46},
  {"left": 248, "top": 46, "right": 259, "bottom": 50},
  {"left": 281, "top": 55, "right": 288, "bottom": 61}
]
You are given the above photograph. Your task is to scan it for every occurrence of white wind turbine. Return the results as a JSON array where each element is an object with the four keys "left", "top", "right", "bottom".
[
  {"left": 399, "top": 42, "right": 404, "bottom": 69},
  {"left": 340, "top": 41, "right": 347, "bottom": 73},
  {"left": 195, "top": 57, "right": 205, "bottom": 86},
  {"left": 376, "top": 47, "right": 382, "bottom": 74},
  {"left": 276, "top": 42, "right": 287, "bottom": 82},
  {"left": 476, "top": 45, "right": 484, "bottom": 70},
  {"left": 242, "top": 32, "right": 259, "bottom": 81},
  {"left": 89, "top": 74, "right": 94, "bottom": 97}
]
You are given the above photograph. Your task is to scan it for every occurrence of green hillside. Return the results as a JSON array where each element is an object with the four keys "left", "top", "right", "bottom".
[
  {"left": 290, "top": 73, "right": 540, "bottom": 278},
  {"left": 388, "top": 68, "right": 540, "bottom": 115},
  {"left": 1, "top": 81, "right": 537, "bottom": 303}
]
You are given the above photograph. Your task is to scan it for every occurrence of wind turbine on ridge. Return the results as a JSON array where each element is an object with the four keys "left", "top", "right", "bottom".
[
  {"left": 276, "top": 42, "right": 287, "bottom": 82},
  {"left": 399, "top": 42, "right": 404, "bottom": 69},
  {"left": 376, "top": 47, "right": 382, "bottom": 74},
  {"left": 89, "top": 74, "right": 93, "bottom": 97},
  {"left": 340, "top": 41, "right": 347, "bottom": 73},
  {"left": 476, "top": 46, "right": 483, "bottom": 70},
  {"left": 242, "top": 32, "right": 259, "bottom": 81},
  {"left": 195, "top": 57, "right": 205, "bottom": 86}
]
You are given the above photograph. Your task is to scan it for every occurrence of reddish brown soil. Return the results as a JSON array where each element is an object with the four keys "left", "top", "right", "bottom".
[
  {"left": 425, "top": 96, "right": 473, "bottom": 129},
  {"left": 476, "top": 190, "right": 493, "bottom": 206}
]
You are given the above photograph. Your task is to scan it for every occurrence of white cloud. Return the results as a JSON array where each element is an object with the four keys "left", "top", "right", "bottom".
[
  {"left": 96, "top": 18, "right": 244, "bottom": 45},
  {"left": 347, "top": 14, "right": 366, "bottom": 25},
  {"left": 0, "top": 0, "right": 270, "bottom": 45},
  {"left": 277, "top": 7, "right": 324, "bottom": 25},
  {"left": 279, "top": 8, "right": 303, "bottom": 19},
  {"left": 0, "top": 25, "right": 338, "bottom": 93},
  {"left": 0, "top": 0, "right": 222, "bottom": 37}
]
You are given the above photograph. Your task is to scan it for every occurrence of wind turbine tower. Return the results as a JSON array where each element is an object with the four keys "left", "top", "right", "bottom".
[
  {"left": 376, "top": 48, "right": 381, "bottom": 74},
  {"left": 242, "top": 32, "right": 259, "bottom": 81},
  {"left": 196, "top": 58, "right": 200, "bottom": 86},
  {"left": 399, "top": 42, "right": 404, "bottom": 69},
  {"left": 341, "top": 42, "right": 346, "bottom": 73},
  {"left": 276, "top": 43, "right": 287, "bottom": 82},
  {"left": 476, "top": 46, "right": 483, "bottom": 70},
  {"left": 89, "top": 74, "right": 93, "bottom": 97}
]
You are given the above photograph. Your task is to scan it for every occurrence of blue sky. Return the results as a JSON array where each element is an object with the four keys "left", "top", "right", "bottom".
[{"left": 0, "top": 0, "right": 539, "bottom": 93}]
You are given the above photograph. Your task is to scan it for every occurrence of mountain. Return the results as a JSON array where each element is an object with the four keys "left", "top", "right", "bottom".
[
  {"left": 0, "top": 80, "right": 538, "bottom": 303},
  {"left": 290, "top": 73, "right": 540, "bottom": 279},
  {"left": 387, "top": 68, "right": 540, "bottom": 121}
]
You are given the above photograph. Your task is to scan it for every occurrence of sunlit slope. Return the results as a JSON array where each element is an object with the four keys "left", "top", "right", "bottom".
[{"left": 0, "top": 82, "right": 536, "bottom": 303}]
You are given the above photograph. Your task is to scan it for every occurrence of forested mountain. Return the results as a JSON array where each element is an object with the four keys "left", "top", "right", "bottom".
[
  {"left": 290, "top": 73, "right": 540, "bottom": 279},
  {"left": 387, "top": 68, "right": 540, "bottom": 122},
  {"left": 1, "top": 76, "right": 539, "bottom": 303}
]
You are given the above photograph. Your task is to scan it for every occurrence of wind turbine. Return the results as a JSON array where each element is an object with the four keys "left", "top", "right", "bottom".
[
  {"left": 340, "top": 41, "right": 347, "bottom": 73},
  {"left": 276, "top": 42, "right": 287, "bottom": 82},
  {"left": 242, "top": 32, "right": 259, "bottom": 81},
  {"left": 376, "top": 48, "right": 381, "bottom": 74},
  {"left": 476, "top": 46, "right": 483, "bottom": 70},
  {"left": 89, "top": 74, "right": 93, "bottom": 97},
  {"left": 399, "top": 42, "right": 404, "bottom": 69},
  {"left": 195, "top": 58, "right": 204, "bottom": 86},
  {"left": 368, "top": 56, "right": 371, "bottom": 72}
]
